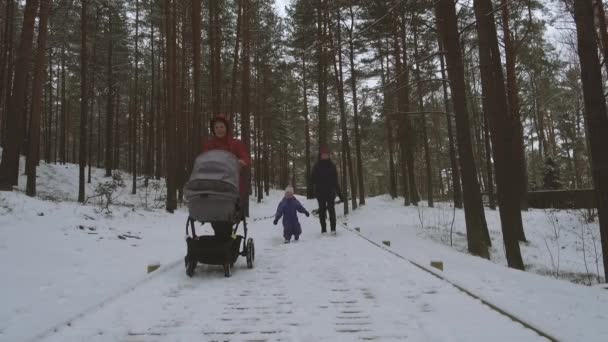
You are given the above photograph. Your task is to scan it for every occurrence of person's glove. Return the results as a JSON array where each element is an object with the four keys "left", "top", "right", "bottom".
[
  {"left": 305, "top": 212, "right": 310, "bottom": 217},
  {"left": 273, "top": 219, "right": 278, "bottom": 225}
]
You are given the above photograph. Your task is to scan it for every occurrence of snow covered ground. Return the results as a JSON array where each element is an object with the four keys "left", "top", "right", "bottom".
[{"left": 0, "top": 159, "right": 606, "bottom": 341}]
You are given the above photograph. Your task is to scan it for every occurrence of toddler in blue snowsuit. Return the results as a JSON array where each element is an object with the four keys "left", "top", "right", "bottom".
[{"left": 273, "top": 186, "right": 309, "bottom": 243}]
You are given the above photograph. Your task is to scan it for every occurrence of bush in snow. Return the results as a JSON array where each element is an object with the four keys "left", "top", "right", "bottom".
[{"left": 85, "top": 171, "right": 125, "bottom": 214}]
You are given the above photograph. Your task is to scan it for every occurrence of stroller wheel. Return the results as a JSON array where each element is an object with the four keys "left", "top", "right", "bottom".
[
  {"left": 246, "top": 238, "right": 255, "bottom": 269},
  {"left": 186, "top": 259, "right": 197, "bottom": 277},
  {"left": 223, "top": 263, "right": 232, "bottom": 277}
]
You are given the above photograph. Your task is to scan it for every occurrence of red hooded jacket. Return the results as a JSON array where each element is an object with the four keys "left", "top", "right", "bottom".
[{"left": 203, "top": 116, "right": 251, "bottom": 194}]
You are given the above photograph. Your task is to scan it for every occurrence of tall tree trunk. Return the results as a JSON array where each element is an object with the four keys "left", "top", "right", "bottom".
[
  {"left": 255, "top": 64, "right": 263, "bottom": 202},
  {"left": 316, "top": 0, "right": 328, "bottom": 149},
  {"left": 302, "top": 57, "right": 313, "bottom": 199},
  {"left": 26, "top": 0, "right": 50, "bottom": 197},
  {"left": 330, "top": 7, "right": 355, "bottom": 212},
  {"left": 438, "top": 37, "right": 462, "bottom": 208},
  {"left": 78, "top": 0, "right": 88, "bottom": 202},
  {"left": 105, "top": 11, "right": 114, "bottom": 176},
  {"left": 45, "top": 48, "right": 52, "bottom": 162},
  {"left": 156, "top": 26, "right": 164, "bottom": 180},
  {"left": 392, "top": 14, "right": 414, "bottom": 206},
  {"left": 241, "top": 0, "right": 251, "bottom": 216},
  {"left": 229, "top": 0, "right": 242, "bottom": 119},
  {"left": 435, "top": 0, "right": 489, "bottom": 258},
  {"left": 145, "top": 19, "right": 155, "bottom": 185},
  {"left": 131, "top": 0, "right": 139, "bottom": 195},
  {"left": 348, "top": 4, "right": 365, "bottom": 205},
  {"left": 398, "top": 14, "right": 419, "bottom": 205},
  {"left": 593, "top": 0, "right": 608, "bottom": 78},
  {"left": 500, "top": 0, "right": 528, "bottom": 213},
  {"left": 379, "top": 42, "right": 397, "bottom": 199},
  {"left": 88, "top": 7, "right": 99, "bottom": 183},
  {"left": 54, "top": 64, "right": 59, "bottom": 164},
  {"left": 0, "top": 0, "right": 39, "bottom": 190},
  {"left": 0, "top": 0, "right": 16, "bottom": 139},
  {"left": 483, "top": 116, "right": 496, "bottom": 210},
  {"left": 209, "top": 0, "right": 222, "bottom": 115},
  {"left": 165, "top": 0, "right": 177, "bottom": 212},
  {"left": 573, "top": 0, "right": 608, "bottom": 282},
  {"left": 473, "top": 0, "right": 524, "bottom": 269},
  {"left": 412, "top": 17, "right": 433, "bottom": 207},
  {"left": 192, "top": 0, "right": 202, "bottom": 155}
]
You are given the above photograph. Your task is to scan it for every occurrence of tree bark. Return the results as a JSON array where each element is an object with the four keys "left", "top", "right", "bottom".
[
  {"left": 483, "top": 116, "right": 496, "bottom": 210},
  {"left": 392, "top": 14, "right": 413, "bottom": 206},
  {"left": 330, "top": 6, "right": 355, "bottom": 212},
  {"left": 379, "top": 41, "right": 397, "bottom": 199},
  {"left": 229, "top": 0, "right": 242, "bottom": 120},
  {"left": 241, "top": 0, "right": 251, "bottom": 216},
  {"left": 473, "top": 0, "right": 525, "bottom": 269},
  {"left": 302, "top": 57, "right": 313, "bottom": 199},
  {"left": 412, "top": 17, "right": 433, "bottom": 207},
  {"left": 192, "top": 0, "right": 202, "bottom": 157},
  {"left": 593, "top": 0, "right": 608, "bottom": 78},
  {"left": 500, "top": 0, "right": 528, "bottom": 214},
  {"left": 435, "top": 0, "right": 489, "bottom": 258},
  {"left": 0, "top": 0, "right": 39, "bottom": 190},
  {"left": 348, "top": 3, "right": 365, "bottom": 205},
  {"left": 105, "top": 11, "right": 114, "bottom": 176},
  {"left": 0, "top": 0, "right": 16, "bottom": 139},
  {"left": 209, "top": 0, "right": 222, "bottom": 115},
  {"left": 26, "top": 0, "right": 51, "bottom": 197},
  {"left": 316, "top": 0, "right": 328, "bottom": 149},
  {"left": 165, "top": 0, "right": 177, "bottom": 212},
  {"left": 78, "top": 0, "right": 88, "bottom": 202},
  {"left": 437, "top": 37, "right": 462, "bottom": 208},
  {"left": 573, "top": 0, "right": 608, "bottom": 282},
  {"left": 131, "top": 0, "right": 139, "bottom": 195}
]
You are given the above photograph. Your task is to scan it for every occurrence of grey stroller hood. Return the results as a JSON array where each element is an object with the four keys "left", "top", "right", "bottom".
[{"left": 184, "top": 149, "right": 240, "bottom": 200}]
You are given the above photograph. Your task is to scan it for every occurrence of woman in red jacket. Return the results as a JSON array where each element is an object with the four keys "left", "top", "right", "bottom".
[{"left": 203, "top": 115, "right": 251, "bottom": 238}]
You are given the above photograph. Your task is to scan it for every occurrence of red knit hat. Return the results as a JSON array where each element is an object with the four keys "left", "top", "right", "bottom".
[{"left": 319, "top": 145, "right": 330, "bottom": 154}]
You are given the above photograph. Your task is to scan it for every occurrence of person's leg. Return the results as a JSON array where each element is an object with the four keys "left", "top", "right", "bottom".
[
  {"left": 328, "top": 198, "right": 337, "bottom": 232},
  {"left": 317, "top": 197, "right": 327, "bottom": 233},
  {"left": 283, "top": 226, "right": 291, "bottom": 242},
  {"left": 240, "top": 192, "right": 249, "bottom": 218},
  {"left": 211, "top": 222, "right": 232, "bottom": 240},
  {"left": 295, "top": 223, "right": 302, "bottom": 241}
]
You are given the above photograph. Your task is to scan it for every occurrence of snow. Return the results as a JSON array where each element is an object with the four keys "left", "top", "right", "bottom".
[{"left": 0, "top": 159, "right": 606, "bottom": 341}]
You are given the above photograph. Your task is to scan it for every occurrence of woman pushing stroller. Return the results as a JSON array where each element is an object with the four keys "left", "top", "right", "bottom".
[
  {"left": 182, "top": 113, "right": 255, "bottom": 277},
  {"left": 203, "top": 114, "right": 251, "bottom": 240}
]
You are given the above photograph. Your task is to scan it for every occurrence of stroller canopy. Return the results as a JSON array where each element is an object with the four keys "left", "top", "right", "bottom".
[{"left": 184, "top": 149, "right": 240, "bottom": 200}]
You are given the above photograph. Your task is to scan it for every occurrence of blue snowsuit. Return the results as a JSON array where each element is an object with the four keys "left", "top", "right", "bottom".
[{"left": 274, "top": 197, "right": 309, "bottom": 241}]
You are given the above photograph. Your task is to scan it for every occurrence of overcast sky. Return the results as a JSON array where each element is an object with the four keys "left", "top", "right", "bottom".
[{"left": 273, "top": 0, "right": 290, "bottom": 18}]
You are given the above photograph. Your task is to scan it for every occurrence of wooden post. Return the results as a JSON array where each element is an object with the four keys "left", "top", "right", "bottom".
[{"left": 430, "top": 260, "right": 444, "bottom": 271}]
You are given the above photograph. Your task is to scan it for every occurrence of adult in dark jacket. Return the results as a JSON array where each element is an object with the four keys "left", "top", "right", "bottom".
[{"left": 311, "top": 145, "right": 343, "bottom": 234}]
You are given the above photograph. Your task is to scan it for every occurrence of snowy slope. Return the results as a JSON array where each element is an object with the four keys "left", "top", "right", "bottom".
[
  {"left": 346, "top": 198, "right": 608, "bottom": 342},
  {"left": 0, "top": 158, "right": 606, "bottom": 341}
]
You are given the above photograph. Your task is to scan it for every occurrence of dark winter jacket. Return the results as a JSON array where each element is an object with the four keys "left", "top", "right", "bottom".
[
  {"left": 274, "top": 197, "right": 309, "bottom": 236},
  {"left": 311, "top": 159, "right": 343, "bottom": 200}
]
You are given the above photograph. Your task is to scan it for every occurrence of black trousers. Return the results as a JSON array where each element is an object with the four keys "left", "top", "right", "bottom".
[
  {"left": 211, "top": 222, "right": 233, "bottom": 240},
  {"left": 317, "top": 197, "right": 336, "bottom": 232}
]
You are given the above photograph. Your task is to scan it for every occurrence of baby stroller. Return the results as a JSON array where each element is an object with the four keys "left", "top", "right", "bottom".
[{"left": 183, "top": 149, "right": 255, "bottom": 277}]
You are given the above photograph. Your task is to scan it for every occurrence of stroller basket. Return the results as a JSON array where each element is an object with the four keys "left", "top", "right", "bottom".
[{"left": 186, "top": 235, "right": 243, "bottom": 266}]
